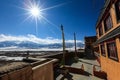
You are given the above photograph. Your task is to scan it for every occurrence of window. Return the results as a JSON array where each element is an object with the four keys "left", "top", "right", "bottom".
[
  {"left": 94, "top": 46, "right": 99, "bottom": 53},
  {"left": 104, "top": 14, "right": 113, "bottom": 32},
  {"left": 115, "top": 0, "right": 120, "bottom": 22},
  {"left": 99, "top": 25, "right": 103, "bottom": 36},
  {"left": 107, "top": 40, "right": 118, "bottom": 61},
  {"left": 86, "top": 45, "right": 91, "bottom": 49},
  {"left": 100, "top": 44, "right": 106, "bottom": 56}
]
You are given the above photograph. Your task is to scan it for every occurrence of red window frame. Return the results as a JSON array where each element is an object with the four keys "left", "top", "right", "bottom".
[
  {"left": 106, "top": 40, "right": 118, "bottom": 61},
  {"left": 104, "top": 13, "right": 113, "bottom": 32},
  {"left": 100, "top": 43, "right": 106, "bottom": 56},
  {"left": 99, "top": 24, "right": 103, "bottom": 36}
]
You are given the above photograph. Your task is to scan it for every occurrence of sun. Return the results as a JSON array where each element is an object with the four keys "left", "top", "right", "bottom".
[
  {"left": 23, "top": 0, "right": 43, "bottom": 22},
  {"left": 22, "top": 0, "right": 44, "bottom": 35},
  {"left": 30, "top": 6, "right": 40, "bottom": 18},
  {"left": 22, "top": 0, "right": 67, "bottom": 23}
]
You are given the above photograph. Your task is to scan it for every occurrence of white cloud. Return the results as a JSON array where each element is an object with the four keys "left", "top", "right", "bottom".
[{"left": 0, "top": 34, "right": 84, "bottom": 44}]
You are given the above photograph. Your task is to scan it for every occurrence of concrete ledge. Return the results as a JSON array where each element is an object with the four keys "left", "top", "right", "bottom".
[{"left": 32, "top": 59, "right": 58, "bottom": 70}]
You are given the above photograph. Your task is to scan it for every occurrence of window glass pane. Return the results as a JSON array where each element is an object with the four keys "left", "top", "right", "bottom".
[
  {"left": 101, "top": 44, "right": 106, "bottom": 56},
  {"left": 104, "top": 14, "right": 113, "bottom": 32},
  {"left": 107, "top": 41, "right": 118, "bottom": 60}
]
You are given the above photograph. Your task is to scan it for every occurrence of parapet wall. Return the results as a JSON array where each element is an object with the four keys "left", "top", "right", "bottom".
[
  {"left": 0, "top": 65, "right": 32, "bottom": 80},
  {"left": 32, "top": 60, "right": 54, "bottom": 80},
  {"left": 0, "top": 58, "right": 57, "bottom": 80}
]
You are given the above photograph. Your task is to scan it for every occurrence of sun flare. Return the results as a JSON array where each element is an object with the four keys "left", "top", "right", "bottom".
[
  {"left": 23, "top": 0, "right": 44, "bottom": 22},
  {"left": 30, "top": 6, "right": 40, "bottom": 18},
  {"left": 21, "top": 0, "right": 67, "bottom": 35}
]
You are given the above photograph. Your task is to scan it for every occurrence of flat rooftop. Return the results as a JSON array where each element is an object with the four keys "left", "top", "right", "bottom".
[
  {"left": 0, "top": 57, "right": 56, "bottom": 75},
  {"left": 0, "top": 62, "right": 29, "bottom": 75}
]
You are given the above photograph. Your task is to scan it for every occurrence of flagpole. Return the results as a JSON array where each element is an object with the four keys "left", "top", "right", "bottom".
[
  {"left": 74, "top": 32, "right": 77, "bottom": 57},
  {"left": 61, "top": 24, "right": 66, "bottom": 66}
]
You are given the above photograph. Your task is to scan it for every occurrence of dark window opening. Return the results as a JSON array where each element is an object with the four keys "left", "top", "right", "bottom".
[
  {"left": 107, "top": 40, "right": 118, "bottom": 61},
  {"left": 115, "top": 0, "right": 120, "bottom": 22},
  {"left": 86, "top": 45, "right": 91, "bottom": 49},
  {"left": 104, "top": 14, "right": 113, "bottom": 32},
  {"left": 100, "top": 44, "right": 106, "bottom": 56},
  {"left": 99, "top": 25, "right": 103, "bottom": 36},
  {"left": 94, "top": 46, "right": 99, "bottom": 53}
]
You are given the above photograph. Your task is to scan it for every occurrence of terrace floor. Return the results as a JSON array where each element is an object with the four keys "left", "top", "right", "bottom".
[{"left": 56, "top": 56, "right": 105, "bottom": 80}]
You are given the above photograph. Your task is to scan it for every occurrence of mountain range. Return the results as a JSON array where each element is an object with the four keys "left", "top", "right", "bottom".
[{"left": 0, "top": 41, "right": 84, "bottom": 49}]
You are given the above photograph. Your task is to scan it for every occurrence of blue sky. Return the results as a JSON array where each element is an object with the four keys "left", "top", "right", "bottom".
[{"left": 0, "top": 0, "right": 104, "bottom": 42}]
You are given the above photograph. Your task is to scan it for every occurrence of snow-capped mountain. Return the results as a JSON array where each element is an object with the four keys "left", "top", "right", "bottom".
[{"left": 0, "top": 41, "right": 84, "bottom": 49}]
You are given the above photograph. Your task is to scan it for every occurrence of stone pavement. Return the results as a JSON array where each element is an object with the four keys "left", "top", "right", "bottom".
[{"left": 56, "top": 58, "right": 105, "bottom": 80}]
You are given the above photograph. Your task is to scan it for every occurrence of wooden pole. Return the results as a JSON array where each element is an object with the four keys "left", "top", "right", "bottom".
[
  {"left": 61, "top": 24, "right": 66, "bottom": 66},
  {"left": 74, "top": 32, "right": 77, "bottom": 57},
  {"left": 26, "top": 51, "right": 29, "bottom": 59}
]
